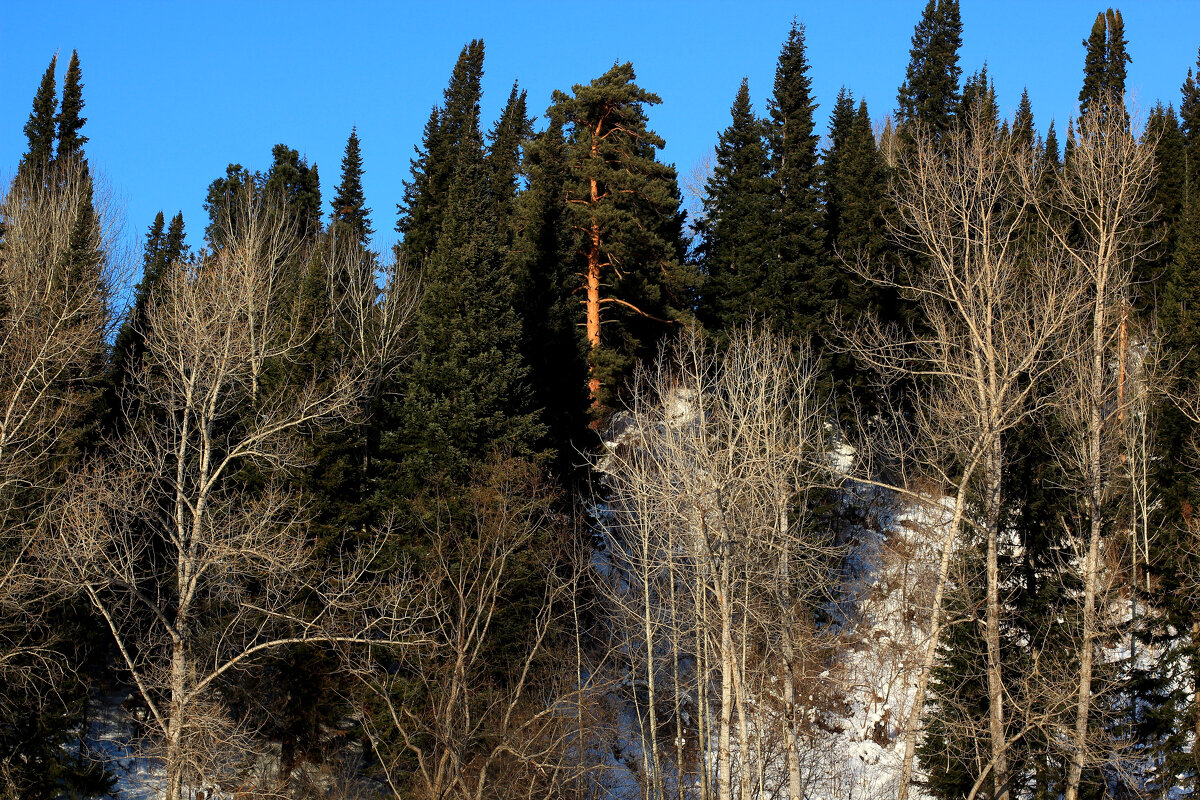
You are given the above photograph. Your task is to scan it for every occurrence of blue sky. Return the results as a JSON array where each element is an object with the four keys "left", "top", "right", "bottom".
[{"left": 2, "top": 1, "right": 1198, "bottom": 259}]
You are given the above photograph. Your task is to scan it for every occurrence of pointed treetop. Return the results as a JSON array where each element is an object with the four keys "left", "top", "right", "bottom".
[
  {"left": 896, "top": 0, "right": 963, "bottom": 137},
  {"left": 1012, "top": 88, "right": 1035, "bottom": 150},
  {"left": 696, "top": 76, "right": 775, "bottom": 332},
  {"left": 959, "top": 63, "right": 999, "bottom": 131},
  {"left": 1180, "top": 48, "right": 1200, "bottom": 164},
  {"left": 1079, "top": 8, "right": 1131, "bottom": 129},
  {"left": 487, "top": 81, "right": 532, "bottom": 233},
  {"left": 331, "top": 126, "right": 373, "bottom": 246},
  {"left": 19, "top": 54, "right": 58, "bottom": 177},
  {"left": 56, "top": 50, "right": 88, "bottom": 164}
]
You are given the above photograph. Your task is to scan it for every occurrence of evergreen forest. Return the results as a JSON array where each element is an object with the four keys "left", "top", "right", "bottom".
[{"left": 4, "top": 4, "right": 1200, "bottom": 800}]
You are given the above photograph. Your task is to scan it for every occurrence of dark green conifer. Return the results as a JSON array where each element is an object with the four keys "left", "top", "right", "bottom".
[
  {"left": 1079, "top": 8, "right": 1131, "bottom": 129},
  {"left": 330, "top": 127, "right": 372, "bottom": 247},
  {"left": 395, "top": 101, "right": 542, "bottom": 483},
  {"left": 1011, "top": 89, "right": 1035, "bottom": 151},
  {"left": 487, "top": 82, "right": 533, "bottom": 243},
  {"left": 510, "top": 109, "right": 590, "bottom": 476},
  {"left": 551, "top": 62, "right": 693, "bottom": 413},
  {"left": 110, "top": 212, "right": 188, "bottom": 415},
  {"left": 17, "top": 55, "right": 57, "bottom": 179},
  {"left": 396, "top": 40, "right": 485, "bottom": 265},
  {"left": 1182, "top": 49, "right": 1200, "bottom": 191},
  {"left": 768, "top": 21, "right": 828, "bottom": 345},
  {"left": 958, "top": 64, "right": 999, "bottom": 132},
  {"left": 203, "top": 163, "right": 256, "bottom": 245},
  {"left": 55, "top": 51, "right": 87, "bottom": 165},
  {"left": 696, "top": 78, "right": 775, "bottom": 333},
  {"left": 1140, "top": 104, "right": 1186, "bottom": 304},
  {"left": 264, "top": 144, "right": 322, "bottom": 239},
  {"left": 895, "top": 0, "right": 963, "bottom": 138},
  {"left": 822, "top": 93, "right": 894, "bottom": 416}
]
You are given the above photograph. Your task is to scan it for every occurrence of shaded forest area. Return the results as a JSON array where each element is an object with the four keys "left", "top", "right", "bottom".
[{"left": 2, "top": 2, "right": 1200, "bottom": 799}]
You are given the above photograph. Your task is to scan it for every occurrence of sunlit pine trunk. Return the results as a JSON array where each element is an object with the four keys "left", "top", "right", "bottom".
[{"left": 585, "top": 124, "right": 603, "bottom": 407}]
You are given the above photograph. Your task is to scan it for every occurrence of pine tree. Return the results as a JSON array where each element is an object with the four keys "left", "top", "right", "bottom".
[
  {"left": 958, "top": 64, "right": 999, "bottom": 132},
  {"left": 16, "top": 55, "right": 57, "bottom": 180},
  {"left": 696, "top": 78, "right": 775, "bottom": 334},
  {"left": 1182, "top": 49, "right": 1200, "bottom": 199},
  {"left": 109, "top": 211, "right": 188, "bottom": 426},
  {"left": 330, "top": 127, "right": 372, "bottom": 247},
  {"left": 1140, "top": 104, "right": 1185, "bottom": 304},
  {"left": 551, "top": 62, "right": 693, "bottom": 413},
  {"left": 1011, "top": 89, "right": 1035, "bottom": 151},
  {"left": 768, "top": 22, "right": 827, "bottom": 343},
  {"left": 203, "top": 163, "right": 256, "bottom": 245},
  {"left": 396, "top": 40, "right": 485, "bottom": 265},
  {"left": 895, "top": 0, "right": 963, "bottom": 138},
  {"left": 55, "top": 51, "right": 87, "bottom": 165}
]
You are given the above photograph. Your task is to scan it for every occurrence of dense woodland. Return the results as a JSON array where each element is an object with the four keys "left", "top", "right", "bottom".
[{"left": 2, "top": 2, "right": 1200, "bottom": 799}]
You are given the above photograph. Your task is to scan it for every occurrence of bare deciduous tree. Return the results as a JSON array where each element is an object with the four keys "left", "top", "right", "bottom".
[
  {"left": 352, "top": 455, "right": 591, "bottom": 800},
  {"left": 845, "top": 108, "right": 1083, "bottom": 800},
  {"left": 0, "top": 160, "right": 113, "bottom": 714},
  {"left": 1043, "top": 96, "right": 1156, "bottom": 800},
  {"left": 37, "top": 192, "right": 423, "bottom": 800},
  {"left": 596, "top": 325, "right": 842, "bottom": 800}
]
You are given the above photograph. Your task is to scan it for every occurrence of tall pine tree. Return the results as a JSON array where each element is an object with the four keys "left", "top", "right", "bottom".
[
  {"left": 16, "top": 55, "right": 57, "bottom": 181},
  {"left": 551, "top": 62, "right": 693, "bottom": 413}
]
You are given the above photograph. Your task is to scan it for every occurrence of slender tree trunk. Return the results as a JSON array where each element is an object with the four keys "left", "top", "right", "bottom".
[
  {"left": 984, "top": 436, "right": 1009, "bottom": 800},
  {"left": 1066, "top": 276, "right": 1108, "bottom": 800},
  {"left": 898, "top": 469, "right": 976, "bottom": 800},
  {"left": 166, "top": 639, "right": 186, "bottom": 800},
  {"left": 778, "top": 497, "right": 803, "bottom": 800},
  {"left": 718, "top": 559, "right": 734, "bottom": 800}
]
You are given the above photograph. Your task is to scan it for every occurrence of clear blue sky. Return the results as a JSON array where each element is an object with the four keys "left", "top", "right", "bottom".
[{"left": 2, "top": 1, "right": 1198, "bottom": 259}]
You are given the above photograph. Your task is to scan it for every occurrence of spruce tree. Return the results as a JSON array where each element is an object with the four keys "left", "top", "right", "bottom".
[
  {"left": 510, "top": 109, "right": 590, "bottom": 477},
  {"left": 203, "top": 163, "right": 256, "bottom": 245},
  {"left": 264, "top": 144, "right": 322, "bottom": 240},
  {"left": 895, "top": 0, "right": 963, "bottom": 138},
  {"left": 1079, "top": 8, "right": 1131, "bottom": 130},
  {"left": 55, "top": 51, "right": 87, "bottom": 165},
  {"left": 330, "top": 127, "right": 372, "bottom": 247},
  {"left": 1141, "top": 103, "right": 1185, "bottom": 303},
  {"left": 16, "top": 55, "right": 57, "bottom": 180},
  {"left": 551, "top": 62, "right": 693, "bottom": 413},
  {"left": 768, "top": 21, "right": 827, "bottom": 344},
  {"left": 958, "top": 64, "right": 999, "bottom": 132},
  {"left": 391, "top": 97, "right": 542, "bottom": 485},
  {"left": 696, "top": 78, "right": 775, "bottom": 334},
  {"left": 109, "top": 211, "right": 188, "bottom": 427},
  {"left": 821, "top": 92, "right": 893, "bottom": 417},
  {"left": 487, "top": 82, "right": 533, "bottom": 244},
  {"left": 396, "top": 40, "right": 485, "bottom": 265}
]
